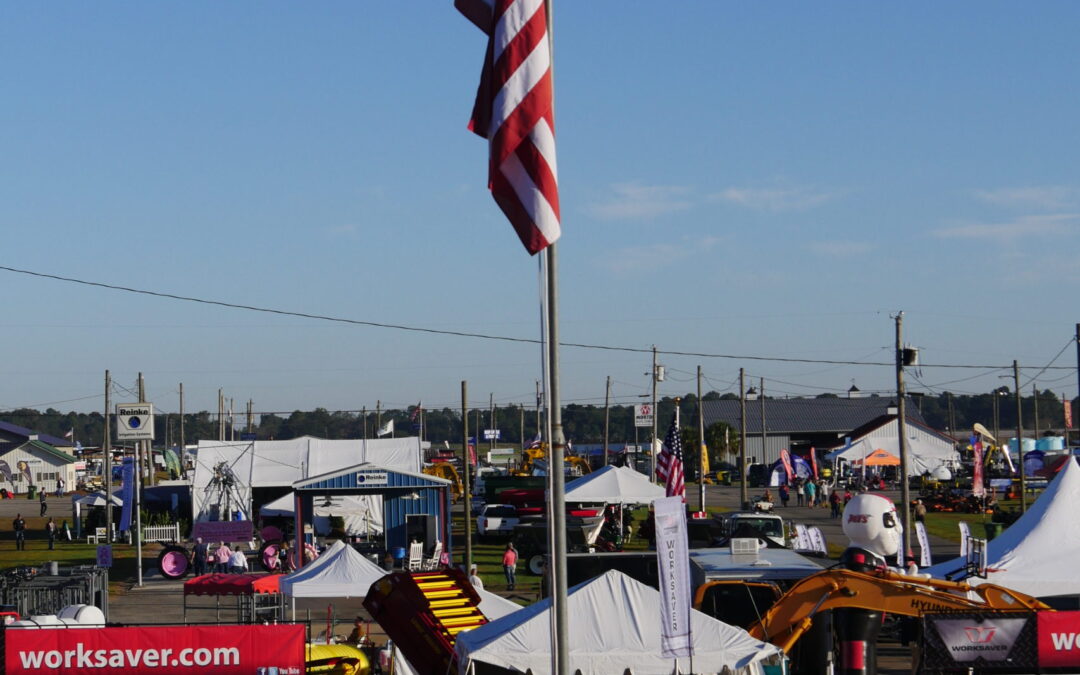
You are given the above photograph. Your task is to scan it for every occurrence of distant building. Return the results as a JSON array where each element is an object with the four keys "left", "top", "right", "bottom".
[
  {"left": 0, "top": 421, "right": 74, "bottom": 452},
  {"left": 700, "top": 396, "right": 931, "bottom": 466},
  {"left": 0, "top": 438, "right": 76, "bottom": 495}
]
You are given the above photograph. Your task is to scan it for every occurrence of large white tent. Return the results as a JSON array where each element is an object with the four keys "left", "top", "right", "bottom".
[
  {"left": 260, "top": 492, "right": 384, "bottom": 536},
  {"left": 564, "top": 465, "right": 665, "bottom": 505},
  {"left": 455, "top": 570, "right": 783, "bottom": 675},
  {"left": 925, "top": 455, "right": 1080, "bottom": 598},
  {"left": 192, "top": 436, "right": 425, "bottom": 521},
  {"left": 826, "top": 436, "right": 957, "bottom": 476},
  {"left": 280, "top": 539, "right": 388, "bottom": 599}
]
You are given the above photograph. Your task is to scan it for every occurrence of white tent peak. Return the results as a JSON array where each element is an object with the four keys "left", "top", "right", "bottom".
[
  {"left": 926, "top": 455, "right": 1080, "bottom": 597},
  {"left": 455, "top": 569, "right": 782, "bottom": 675},
  {"left": 564, "top": 465, "right": 665, "bottom": 505},
  {"left": 280, "top": 539, "right": 388, "bottom": 599}
]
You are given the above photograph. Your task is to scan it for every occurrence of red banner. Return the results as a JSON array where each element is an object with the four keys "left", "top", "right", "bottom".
[
  {"left": 779, "top": 449, "right": 794, "bottom": 480},
  {"left": 809, "top": 446, "right": 819, "bottom": 479},
  {"left": 1039, "top": 611, "right": 1080, "bottom": 667},
  {"left": 5, "top": 624, "right": 305, "bottom": 675},
  {"left": 972, "top": 440, "right": 985, "bottom": 497},
  {"left": 1066, "top": 399, "right": 1073, "bottom": 430}
]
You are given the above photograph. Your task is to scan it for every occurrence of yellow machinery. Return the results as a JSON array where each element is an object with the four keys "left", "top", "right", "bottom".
[
  {"left": 513, "top": 443, "right": 591, "bottom": 477},
  {"left": 305, "top": 643, "right": 370, "bottom": 675},
  {"left": 423, "top": 463, "right": 464, "bottom": 502},
  {"left": 741, "top": 568, "right": 1051, "bottom": 654}
]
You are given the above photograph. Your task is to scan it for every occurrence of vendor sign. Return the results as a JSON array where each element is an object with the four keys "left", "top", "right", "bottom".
[
  {"left": 5, "top": 624, "right": 304, "bottom": 675},
  {"left": 922, "top": 612, "right": 1036, "bottom": 671},
  {"left": 1038, "top": 611, "right": 1080, "bottom": 668},
  {"left": 192, "top": 520, "right": 254, "bottom": 544}
]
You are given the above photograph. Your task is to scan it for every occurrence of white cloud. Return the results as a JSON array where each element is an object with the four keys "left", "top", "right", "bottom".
[
  {"left": 807, "top": 240, "right": 875, "bottom": 257},
  {"left": 600, "top": 235, "right": 723, "bottom": 275},
  {"left": 712, "top": 186, "right": 836, "bottom": 212},
  {"left": 932, "top": 213, "right": 1078, "bottom": 242},
  {"left": 587, "top": 183, "right": 693, "bottom": 220},
  {"left": 973, "top": 186, "right": 1079, "bottom": 210}
]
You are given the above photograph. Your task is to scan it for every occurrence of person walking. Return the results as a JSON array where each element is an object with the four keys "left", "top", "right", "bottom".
[
  {"left": 502, "top": 543, "right": 518, "bottom": 591},
  {"left": 192, "top": 537, "right": 209, "bottom": 576},
  {"left": 779, "top": 484, "right": 790, "bottom": 508},
  {"left": 45, "top": 518, "right": 57, "bottom": 550},
  {"left": 216, "top": 542, "right": 231, "bottom": 573},
  {"left": 829, "top": 490, "right": 842, "bottom": 519},
  {"left": 13, "top": 513, "right": 25, "bottom": 550},
  {"left": 39, "top": 490, "right": 47, "bottom": 517},
  {"left": 55, "top": 477, "right": 64, "bottom": 498},
  {"left": 229, "top": 547, "right": 248, "bottom": 574},
  {"left": 795, "top": 479, "right": 805, "bottom": 507}
]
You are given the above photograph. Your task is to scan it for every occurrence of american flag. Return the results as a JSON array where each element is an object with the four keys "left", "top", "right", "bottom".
[
  {"left": 655, "top": 416, "right": 685, "bottom": 499},
  {"left": 456, "top": 0, "right": 561, "bottom": 255},
  {"left": 526, "top": 433, "right": 543, "bottom": 449}
]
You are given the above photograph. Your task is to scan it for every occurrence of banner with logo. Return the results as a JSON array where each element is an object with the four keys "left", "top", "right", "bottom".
[
  {"left": 922, "top": 613, "right": 1036, "bottom": 671},
  {"left": 808, "top": 446, "right": 819, "bottom": 479},
  {"left": 779, "top": 449, "right": 794, "bottom": 481},
  {"left": 794, "top": 523, "right": 810, "bottom": 551},
  {"left": 915, "top": 521, "right": 932, "bottom": 568},
  {"left": 1038, "top": 611, "right": 1080, "bottom": 667},
  {"left": 5, "top": 624, "right": 305, "bottom": 675},
  {"left": 0, "top": 460, "right": 11, "bottom": 483},
  {"left": 654, "top": 496, "right": 693, "bottom": 658},
  {"left": 972, "top": 439, "right": 986, "bottom": 497},
  {"left": 809, "top": 527, "right": 827, "bottom": 555},
  {"left": 959, "top": 521, "right": 972, "bottom": 556},
  {"left": 1065, "top": 397, "right": 1073, "bottom": 430},
  {"left": 118, "top": 457, "right": 135, "bottom": 532}
]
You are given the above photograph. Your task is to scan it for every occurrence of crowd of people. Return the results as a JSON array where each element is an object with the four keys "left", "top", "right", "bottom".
[
  {"left": 763, "top": 478, "right": 859, "bottom": 519},
  {"left": 190, "top": 537, "right": 250, "bottom": 575}
]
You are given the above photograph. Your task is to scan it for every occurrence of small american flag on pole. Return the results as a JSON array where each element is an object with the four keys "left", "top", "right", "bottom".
[
  {"left": 456, "top": 0, "right": 561, "bottom": 255},
  {"left": 655, "top": 414, "right": 685, "bottom": 499}
]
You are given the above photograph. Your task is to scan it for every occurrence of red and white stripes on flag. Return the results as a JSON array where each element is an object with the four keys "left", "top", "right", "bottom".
[
  {"left": 456, "top": 0, "right": 561, "bottom": 255},
  {"left": 655, "top": 415, "right": 685, "bottom": 499}
]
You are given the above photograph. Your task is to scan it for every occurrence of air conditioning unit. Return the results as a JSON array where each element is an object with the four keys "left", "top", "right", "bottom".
[{"left": 730, "top": 538, "right": 759, "bottom": 556}]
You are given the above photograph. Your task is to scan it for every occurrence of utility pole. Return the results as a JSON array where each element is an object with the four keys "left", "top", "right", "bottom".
[
  {"left": 1032, "top": 385, "right": 1039, "bottom": 437},
  {"left": 993, "top": 393, "right": 1000, "bottom": 443},
  {"left": 697, "top": 366, "right": 706, "bottom": 514},
  {"left": 229, "top": 398, "right": 235, "bottom": 442},
  {"left": 519, "top": 407, "right": 525, "bottom": 450},
  {"left": 947, "top": 392, "right": 956, "bottom": 434},
  {"left": 1075, "top": 323, "right": 1080, "bottom": 448},
  {"left": 376, "top": 400, "right": 382, "bottom": 433},
  {"left": 179, "top": 382, "right": 185, "bottom": 478},
  {"left": 535, "top": 380, "right": 542, "bottom": 436},
  {"left": 760, "top": 378, "right": 766, "bottom": 466},
  {"left": 603, "top": 376, "right": 611, "bottom": 467},
  {"left": 105, "top": 370, "right": 113, "bottom": 543},
  {"left": 217, "top": 389, "right": 224, "bottom": 441},
  {"left": 461, "top": 382, "right": 471, "bottom": 572},
  {"left": 739, "top": 368, "right": 748, "bottom": 510},
  {"left": 489, "top": 393, "right": 495, "bottom": 451},
  {"left": 651, "top": 346, "right": 659, "bottom": 479},
  {"left": 247, "top": 399, "right": 254, "bottom": 435},
  {"left": 135, "top": 373, "right": 145, "bottom": 586},
  {"left": 1015, "top": 361, "right": 1026, "bottom": 512},
  {"left": 362, "top": 406, "right": 367, "bottom": 441},
  {"left": 896, "top": 312, "right": 912, "bottom": 563}
]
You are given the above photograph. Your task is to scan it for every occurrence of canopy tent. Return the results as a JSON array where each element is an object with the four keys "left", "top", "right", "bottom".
[
  {"left": 74, "top": 491, "right": 123, "bottom": 507},
  {"left": 768, "top": 454, "right": 813, "bottom": 487},
  {"left": 279, "top": 540, "right": 388, "bottom": 599},
  {"left": 564, "top": 465, "right": 665, "bottom": 505},
  {"left": 925, "top": 456, "right": 1080, "bottom": 598},
  {"left": 826, "top": 436, "right": 956, "bottom": 476},
  {"left": 455, "top": 570, "right": 783, "bottom": 675},
  {"left": 192, "top": 436, "right": 426, "bottom": 522},
  {"left": 853, "top": 448, "right": 900, "bottom": 467},
  {"left": 183, "top": 573, "right": 280, "bottom": 596},
  {"left": 260, "top": 491, "right": 384, "bottom": 536},
  {"left": 392, "top": 589, "right": 521, "bottom": 675}
]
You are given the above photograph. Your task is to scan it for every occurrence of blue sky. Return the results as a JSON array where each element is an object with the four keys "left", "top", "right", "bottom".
[{"left": 1, "top": 2, "right": 1078, "bottom": 420}]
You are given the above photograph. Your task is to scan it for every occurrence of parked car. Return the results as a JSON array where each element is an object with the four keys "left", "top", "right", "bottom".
[{"left": 476, "top": 504, "right": 520, "bottom": 540}]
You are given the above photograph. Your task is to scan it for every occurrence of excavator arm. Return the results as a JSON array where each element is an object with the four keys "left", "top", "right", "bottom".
[
  {"left": 746, "top": 568, "right": 1051, "bottom": 654},
  {"left": 423, "top": 464, "right": 463, "bottom": 502}
]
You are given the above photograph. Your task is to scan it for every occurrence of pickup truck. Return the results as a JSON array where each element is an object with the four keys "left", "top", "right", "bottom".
[
  {"left": 476, "top": 504, "right": 520, "bottom": 541},
  {"left": 713, "top": 512, "right": 789, "bottom": 548}
]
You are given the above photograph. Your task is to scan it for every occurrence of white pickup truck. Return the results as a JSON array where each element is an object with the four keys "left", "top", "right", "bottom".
[
  {"left": 476, "top": 504, "right": 520, "bottom": 541},
  {"left": 714, "top": 512, "right": 789, "bottom": 548}
]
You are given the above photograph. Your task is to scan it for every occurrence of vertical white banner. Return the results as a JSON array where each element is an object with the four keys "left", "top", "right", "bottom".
[
  {"left": 915, "top": 521, "right": 932, "bottom": 568},
  {"left": 654, "top": 496, "right": 694, "bottom": 658},
  {"left": 959, "top": 521, "right": 971, "bottom": 557},
  {"left": 809, "top": 527, "right": 827, "bottom": 555},
  {"left": 794, "top": 523, "right": 811, "bottom": 550}
]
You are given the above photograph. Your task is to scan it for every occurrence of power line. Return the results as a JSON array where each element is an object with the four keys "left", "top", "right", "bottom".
[{"left": 2, "top": 264, "right": 1072, "bottom": 371}]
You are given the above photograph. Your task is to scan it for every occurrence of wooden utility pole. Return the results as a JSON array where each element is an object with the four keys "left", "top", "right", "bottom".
[
  {"left": 104, "top": 370, "right": 113, "bottom": 542},
  {"left": 247, "top": 399, "right": 254, "bottom": 434},
  {"left": 229, "top": 398, "right": 235, "bottom": 442},
  {"left": 519, "top": 407, "right": 525, "bottom": 450},
  {"left": 376, "top": 400, "right": 382, "bottom": 433},
  {"left": 1015, "top": 361, "right": 1026, "bottom": 512},
  {"left": 739, "top": 368, "right": 747, "bottom": 510},
  {"left": 1032, "top": 385, "right": 1040, "bottom": 437},
  {"left": 760, "top": 378, "right": 766, "bottom": 465},
  {"left": 697, "top": 365, "right": 706, "bottom": 513},
  {"left": 217, "top": 389, "right": 224, "bottom": 441},
  {"left": 461, "top": 381, "right": 472, "bottom": 572},
  {"left": 179, "top": 383, "right": 185, "bottom": 479},
  {"left": 651, "top": 346, "right": 659, "bottom": 478},
  {"left": 603, "top": 376, "right": 611, "bottom": 467},
  {"left": 361, "top": 406, "right": 367, "bottom": 441},
  {"left": 896, "top": 312, "right": 912, "bottom": 562},
  {"left": 489, "top": 393, "right": 495, "bottom": 451},
  {"left": 947, "top": 392, "right": 956, "bottom": 434},
  {"left": 535, "top": 380, "right": 542, "bottom": 436},
  {"left": 135, "top": 373, "right": 145, "bottom": 586}
]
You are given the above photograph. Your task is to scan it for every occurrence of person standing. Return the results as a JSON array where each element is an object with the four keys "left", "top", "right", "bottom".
[
  {"left": 806, "top": 479, "right": 816, "bottom": 508},
  {"left": 55, "top": 477, "right": 65, "bottom": 498},
  {"left": 13, "top": 513, "right": 25, "bottom": 550},
  {"left": 39, "top": 490, "right": 47, "bottom": 517},
  {"left": 502, "top": 542, "right": 518, "bottom": 591},
  {"left": 795, "top": 479, "right": 805, "bottom": 507},
  {"left": 229, "top": 547, "right": 248, "bottom": 574},
  {"left": 216, "top": 543, "right": 231, "bottom": 573},
  {"left": 779, "top": 483, "right": 790, "bottom": 508},
  {"left": 468, "top": 564, "right": 484, "bottom": 590},
  {"left": 914, "top": 499, "right": 927, "bottom": 524},
  {"left": 192, "top": 537, "right": 209, "bottom": 576},
  {"left": 829, "top": 490, "right": 842, "bottom": 519},
  {"left": 45, "top": 518, "right": 57, "bottom": 550}
]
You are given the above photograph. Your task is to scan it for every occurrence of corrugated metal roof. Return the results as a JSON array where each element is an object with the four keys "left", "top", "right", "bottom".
[
  {"left": 701, "top": 397, "right": 927, "bottom": 434},
  {"left": 0, "top": 421, "right": 72, "bottom": 448}
]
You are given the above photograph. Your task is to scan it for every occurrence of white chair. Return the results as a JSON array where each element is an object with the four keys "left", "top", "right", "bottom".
[
  {"left": 86, "top": 527, "right": 107, "bottom": 545},
  {"left": 422, "top": 542, "right": 443, "bottom": 571},
  {"left": 407, "top": 541, "right": 424, "bottom": 571}
]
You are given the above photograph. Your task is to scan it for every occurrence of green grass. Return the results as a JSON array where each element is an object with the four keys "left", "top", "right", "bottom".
[{"left": 0, "top": 527, "right": 154, "bottom": 594}]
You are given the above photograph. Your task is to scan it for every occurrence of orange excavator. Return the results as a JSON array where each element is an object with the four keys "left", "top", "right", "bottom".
[{"left": 512, "top": 443, "right": 592, "bottom": 477}]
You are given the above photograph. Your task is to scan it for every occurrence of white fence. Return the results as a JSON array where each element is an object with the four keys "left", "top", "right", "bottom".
[{"left": 142, "top": 523, "right": 181, "bottom": 542}]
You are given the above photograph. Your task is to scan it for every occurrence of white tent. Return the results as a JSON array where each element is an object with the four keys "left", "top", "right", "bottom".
[
  {"left": 393, "top": 589, "right": 521, "bottom": 675},
  {"left": 280, "top": 539, "right": 389, "bottom": 599},
  {"left": 260, "top": 492, "right": 384, "bottom": 536},
  {"left": 564, "top": 465, "right": 666, "bottom": 505},
  {"left": 192, "top": 436, "right": 425, "bottom": 521},
  {"left": 455, "top": 570, "right": 783, "bottom": 675},
  {"left": 925, "top": 455, "right": 1080, "bottom": 598},
  {"left": 826, "top": 436, "right": 957, "bottom": 476}
]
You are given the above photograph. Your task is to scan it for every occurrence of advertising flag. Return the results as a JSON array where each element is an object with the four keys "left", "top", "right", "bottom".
[
  {"left": 959, "top": 521, "right": 972, "bottom": 556},
  {"left": 915, "top": 521, "right": 932, "bottom": 567},
  {"left": 972, "top": 438, "right": 986, "bottom": 497},
  {"left": 654, "top": 496, "right": 693, "bottom": 659},
  {"left": 16, "top": 461, "right": 32, "bottom": 485},
  {"left": 0, "top": 460, "right": 11, "bottom": 483},
  {"left": 809, "top": 446, "right": 819, "bottom": 479},
  {"left": 1066, "top": 397, "right": 1073, "bottom": 429},
  {"left": 794, "top": 523, "right": 811, "bottom": 551},
  {"left": 456, "top": 0, "right": 561, "bottom": 255},
  {"left": 118, "top": 457, "right": 135, "bottom": 532},
  {"left": 376, "top": 419, "right": 394, "bottom": 437},
  {"left": 779, "top": 449, "right": 794, "bottom": 481}
]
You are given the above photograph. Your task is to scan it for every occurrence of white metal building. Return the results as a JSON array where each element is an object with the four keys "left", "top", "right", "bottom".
[{"left": 0, "top": 438, "right": 76, "bottom": 495}]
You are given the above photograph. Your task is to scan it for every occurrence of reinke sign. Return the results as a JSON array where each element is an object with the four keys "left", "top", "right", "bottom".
[{"left": 116, "top": 402, "right": 154, "bottom": 441}]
